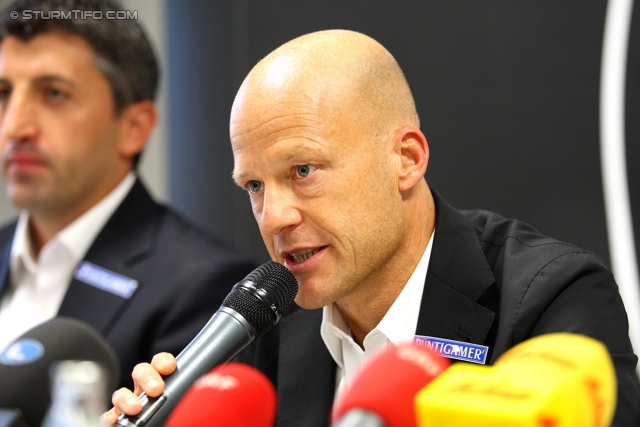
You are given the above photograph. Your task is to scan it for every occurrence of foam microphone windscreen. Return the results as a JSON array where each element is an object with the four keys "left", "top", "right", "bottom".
[
  {"left": 415, "top": 333, "right": 617, "bottom": 427},
  {"left": 0, "top": 317, "right": 120, "bottom": 427},
  {"left": 331, "top": 343, "right": 450, "bottom": 427},
  {"left": 164, "top": 362, "right": 277, "bottom": 427}
]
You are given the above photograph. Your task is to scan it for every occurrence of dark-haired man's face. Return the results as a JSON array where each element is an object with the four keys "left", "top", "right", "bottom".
[{"left": 0, "top": 32, "right": 132, "bottom": 223}]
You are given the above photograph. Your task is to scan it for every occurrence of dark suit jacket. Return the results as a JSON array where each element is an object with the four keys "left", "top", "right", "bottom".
[
  {"left": 0, "top": 179, "right": 257, "bottom": 390},
  {"left": 236, "top": 191, "right": 640, "bottom": 426}
]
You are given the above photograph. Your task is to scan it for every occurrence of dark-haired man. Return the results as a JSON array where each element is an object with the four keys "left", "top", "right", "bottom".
[{"left": 0, "top": 0, "right": 256, "bottom": 390}]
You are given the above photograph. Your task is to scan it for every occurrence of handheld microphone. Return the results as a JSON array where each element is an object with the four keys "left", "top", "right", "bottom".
[
  {"left": 116, "top": 261, "right": 298, "bottom": 427},
  {"left": 415, "top": 333, "right": 617, "bottom": 427},
  {"left": 164, "top": 362, "right": 276, "bottom": 427},
  {"left": 0, "top": 317, "right": 120, "bottom": 427},
  {"left": 331, "top": 343, "right": 450, "bottom": 427}
]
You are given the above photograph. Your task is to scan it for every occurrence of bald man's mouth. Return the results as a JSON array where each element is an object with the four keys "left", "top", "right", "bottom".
[
  {"left": 283, "top": 246, "right": 328, "bottom": 268},
  {"left": 290, "top": 248, "right": 321, "bottom": 263}
]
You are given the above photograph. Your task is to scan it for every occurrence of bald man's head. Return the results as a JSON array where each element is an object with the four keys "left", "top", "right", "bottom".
[
  {"left": 231, "top": 30, "right": 419, "bottom": 143},
  {"left": 230, "top": 30, "right": 433, "bottom": 313}
]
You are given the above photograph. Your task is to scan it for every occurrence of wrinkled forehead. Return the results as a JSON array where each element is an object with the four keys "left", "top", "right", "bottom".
[
  {"left": 230, "top": 82, "right": 353, "bottom": 151},
  {"left": 231, "top": 50, "right": 361, "bottom": 129},
  {"left": 232, "top": 99, "right": 323, "bottom": 146},
  {"left": 230, "top": 86, "right": 372, "bottom": 186},
  {"left": 229, "top": 49, "right": 385, "bottom": 182},
  {"left": 230, "top": 102, "right": 336, "bottom": 184},
  {"left": 230, "top": 109, "right": 330, "bottom": 188}
]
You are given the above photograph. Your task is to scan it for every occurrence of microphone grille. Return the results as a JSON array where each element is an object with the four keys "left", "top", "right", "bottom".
[
  {"left": 245, "top": 261, "right": 298, "bottom": 309},
  {"left": 223, "top": 261, "right": 298, "bottom": 337}
]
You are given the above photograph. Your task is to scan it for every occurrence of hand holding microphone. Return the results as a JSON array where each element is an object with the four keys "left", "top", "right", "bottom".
[{"left": 105, "top": 261, "right": 297, "bottom": 427}]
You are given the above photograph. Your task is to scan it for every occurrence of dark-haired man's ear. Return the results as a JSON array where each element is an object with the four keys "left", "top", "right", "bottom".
[{"left": 116, "top": 101, "right": 158, "bottom": 163}]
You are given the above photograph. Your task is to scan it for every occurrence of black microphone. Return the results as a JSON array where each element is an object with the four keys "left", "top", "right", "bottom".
[
  {"left": 115, "top": 261, "right": 298, "bottom": 427},
  {"left": 0, "top": 317, "right": 120, "bottom": 427}
]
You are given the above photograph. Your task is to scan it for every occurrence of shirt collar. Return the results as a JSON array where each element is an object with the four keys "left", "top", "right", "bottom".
[
  {"left": 9, "top": 172, "right": 137, "bottom": 284},
  {"left": 57, "top": 172, "right": 136, "bottom": 261},
  {"left": 320, "top": 229, "right": 435, "bottom": 368},
  {"left": 10, "top": 211, "right": 35, "bottom": 283},
  {"left": 376, "top": 229, "right": 434, "bottom": 344}
]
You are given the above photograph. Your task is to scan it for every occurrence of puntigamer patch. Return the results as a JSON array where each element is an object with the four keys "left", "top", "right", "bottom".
[
  {"left": 414, "top": 335, "right": 489, "bottom": 364},
  {"left": 74, "top": 261, "right": 138, "bottom": 299}
]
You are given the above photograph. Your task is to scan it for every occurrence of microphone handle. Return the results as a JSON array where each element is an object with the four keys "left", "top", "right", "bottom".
[
  {"left": 115, "top": 308, "right": 256, "bottom": 427},
  {"left": 334, "top": 409, "right": 386, "bottom": 427}
]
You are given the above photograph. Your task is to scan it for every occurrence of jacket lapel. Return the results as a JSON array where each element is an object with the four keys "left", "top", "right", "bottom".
[
  {"left": 416, "top": 192, "right": 496, "bottom": 349},
  {"left": 57, "top": 180, "right": 161, "bottom": 335},
  {"left": 277, "top": 307, "right": 336, "bottom": 427},
  {"left": 0, "top": 223, "right": 15, "bottom": 299}
]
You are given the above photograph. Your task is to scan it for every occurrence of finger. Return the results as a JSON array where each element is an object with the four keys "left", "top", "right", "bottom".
[
  {"left": 150, "top": 352, "right": 177, "bottom": 376},
  {"left": 100, "top": 408, "right": 120, "bottom": 426},
  {"left": 110, "top": 387, "right": 143, "bottom": 415},
  {"left": 131, "top": 362, "right": 165, "bottom": 397}
]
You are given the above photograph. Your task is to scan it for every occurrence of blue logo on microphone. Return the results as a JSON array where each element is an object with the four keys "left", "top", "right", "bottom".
[{"left": 0, "top": 339, "right": 45, "bottom": 365}]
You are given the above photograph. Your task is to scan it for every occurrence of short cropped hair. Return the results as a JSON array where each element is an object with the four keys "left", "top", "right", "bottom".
[{"left": 0, "top": 0, "right": 159, "bottom": 115}]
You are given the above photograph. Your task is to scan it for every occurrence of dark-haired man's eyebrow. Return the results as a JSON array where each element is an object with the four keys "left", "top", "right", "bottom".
[{"left": 33, "top": 74, "right": 76, "bottom": 88}]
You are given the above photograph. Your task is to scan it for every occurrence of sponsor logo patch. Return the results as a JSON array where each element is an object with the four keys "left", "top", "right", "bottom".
[
  {"left": 74, "top": 261, "right": 138, "bottom": 299},
  {"left": 1, "top": 339, "right": 44, "bottom": 365},
  {"left": 414, "top": 335, "right": 489, "bottom": 364}
]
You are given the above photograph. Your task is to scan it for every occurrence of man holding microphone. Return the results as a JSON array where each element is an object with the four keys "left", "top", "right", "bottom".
[{"left": 107, "top": 30, "right": 640, "bottom": 425}]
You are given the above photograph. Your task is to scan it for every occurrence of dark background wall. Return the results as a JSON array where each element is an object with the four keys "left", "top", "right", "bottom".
[
  {"left": 166, "top": 0, "right": 639, "bottom": 275},
  {"left": 626, "top": 0, "right": 640, "bottom": 280}
]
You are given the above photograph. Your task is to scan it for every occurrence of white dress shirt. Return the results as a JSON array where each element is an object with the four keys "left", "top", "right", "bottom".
[
  {"left": 0, "top": 172, "right": 136, "bottom": 351},
  {"left": 320, "top": 230, "right": 435, "bottom": 399}
]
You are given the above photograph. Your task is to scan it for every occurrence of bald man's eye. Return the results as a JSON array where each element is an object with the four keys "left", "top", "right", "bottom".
[
  {"left": 247, "top": 180, "right": 263, "bottom": 193},
  {"left": 295, "top": 164, "right": 315, "bottom": 178}
]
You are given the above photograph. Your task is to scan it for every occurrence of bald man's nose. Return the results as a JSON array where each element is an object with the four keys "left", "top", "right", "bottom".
[
  {"left": 1, "top": 92, "right": 38, "bottom": 143},
  {"left": 258, "top": 189, "right": 302, "bottom": 236}
]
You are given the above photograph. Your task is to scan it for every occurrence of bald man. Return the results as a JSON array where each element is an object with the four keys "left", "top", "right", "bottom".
[{"left": 106, "top": 30, "right": 640, "bottom": 426}]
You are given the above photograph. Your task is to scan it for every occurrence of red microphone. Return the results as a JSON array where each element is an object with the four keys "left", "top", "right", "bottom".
[
  {"left": 164, "top": 362, "right": 276, "bottom": 427},
  {"left": 331, "top": 343, "right": 450, "bottom": 427}
]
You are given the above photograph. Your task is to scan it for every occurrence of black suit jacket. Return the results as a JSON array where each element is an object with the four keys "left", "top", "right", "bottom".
[
  {"left": 0, "top": 179, "right": 257, "bottom": 389},
  {"left": 236, "top": 191, "right": 640, "bottom": 426}
]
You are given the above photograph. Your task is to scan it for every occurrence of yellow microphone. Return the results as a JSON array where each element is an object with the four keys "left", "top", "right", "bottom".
[{"left": 414, "top": 333, "right": 616, "bottom": 427}]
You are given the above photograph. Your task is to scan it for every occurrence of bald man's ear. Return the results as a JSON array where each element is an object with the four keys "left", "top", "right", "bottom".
[
  {"left": 393, "top": 125, "right": 429, "bottom": 192},
  {"left": 116, "top": 101, "right": 158, "bottom": 162}
]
